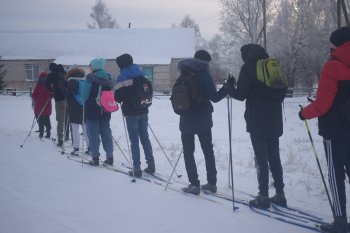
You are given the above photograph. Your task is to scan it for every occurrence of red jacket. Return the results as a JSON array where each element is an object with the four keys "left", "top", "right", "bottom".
[
  {"left": 302, "top": 41, "right": 350, "bottom": 139},
  {"left": 32, "top": 78, "right": 52, "bottom": 116}
]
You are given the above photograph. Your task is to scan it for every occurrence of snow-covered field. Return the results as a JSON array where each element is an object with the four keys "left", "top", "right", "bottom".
[{"left": 0, "top": 94, "right": 348, "bottom": 233}]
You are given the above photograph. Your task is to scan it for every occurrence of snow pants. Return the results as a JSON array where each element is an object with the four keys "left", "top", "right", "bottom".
[
  {"left": 250, "top": 134, "right": 285, "bottom": 196},
  {"left": 323, "top": 138, "right": 350, "bottom": 218},
  {"left": 182, "top": 129, "right": 217, "bottom": 187}
]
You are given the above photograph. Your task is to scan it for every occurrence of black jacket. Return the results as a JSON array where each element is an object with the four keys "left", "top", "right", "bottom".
[
  {"left": 65, "top": 68, "right": 85, "bottom": 124},
  {"left": 228, "top": 44, "right": 285, "bottom": 139},
  {"left": 45, "top": 71, "right": 66, "bottom": 102}
]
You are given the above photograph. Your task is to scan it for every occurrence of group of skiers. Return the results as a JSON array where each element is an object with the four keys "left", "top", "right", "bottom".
[{"left": 30, "top": 26, "right": 350, "bottom": 233}]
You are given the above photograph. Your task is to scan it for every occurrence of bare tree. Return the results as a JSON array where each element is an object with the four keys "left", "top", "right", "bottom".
[
  {"left": 88, "top": 0, "right": 119, "bottom": 29},
  {"left": 219, "top": 0, "right": 275, "bottom": 45},
  {"left": 178, "top": 14, "right": 205, "bottom": 49}
]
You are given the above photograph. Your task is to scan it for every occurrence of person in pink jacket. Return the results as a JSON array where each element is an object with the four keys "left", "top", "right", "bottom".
[{"left": 32, "top": 72, "right": 53, "bottom": 138}]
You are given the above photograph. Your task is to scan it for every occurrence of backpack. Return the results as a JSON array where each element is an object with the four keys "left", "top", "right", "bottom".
[
  {"left": 255, "top": 59, "right": 288, "bottom": 101},
  {"left": 339, "top": 96, "right": 350, "bottom": 123},
  {"left": 74, "top": 79, "right": 85, "bottom": 106},
  {"left": 170, "top": 72, "right": 201, "bottom": 116},
  {"left": 256, "top": 59, "right": 288, "bottom": 89},
  {"left": 130, "top": 76, "right": 153, "bottom": 109},
  {"left": 96, "top": 85, "right": 119, "bottom": 112}
]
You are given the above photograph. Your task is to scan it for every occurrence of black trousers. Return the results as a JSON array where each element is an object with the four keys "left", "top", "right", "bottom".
[
  {"left": 36, "top": 115, "right": 51, "bottom": 136},
  {"left": 181, "top": 129, "right": 217, "bottom": 187},
  {"left": 250, "top": 134, "right": 284, "bottom": 196},
  {"left": 323, "top": 139, "right": 350, "bottom": 218}
]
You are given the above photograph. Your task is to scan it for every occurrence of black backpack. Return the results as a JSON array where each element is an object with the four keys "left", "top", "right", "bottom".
[
  {"left": 131, "top": 76, "right": 153, "bottom": 109},
  {"left": 170, "top": 72, "right": 201, "bottom": 116}
]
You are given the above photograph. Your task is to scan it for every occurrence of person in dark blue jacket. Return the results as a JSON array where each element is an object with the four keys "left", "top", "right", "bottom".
[
  {"left": 225, "top": 44, "right": 287, "bottom": 209},
  {"left": 178, "top": 50, "right": 227, "bottom": 195},
  {"left": 114, "top": 54, "right": 154, "bottom": 178},
  {"left": 81, "top": 58, "right": 114, "bottom": 166}
]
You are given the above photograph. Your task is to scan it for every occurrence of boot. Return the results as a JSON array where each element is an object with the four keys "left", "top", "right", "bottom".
[
  {"left": 128, "top": 168, "right": 142, "bottom": 178},
  {"left": 85, "top": 147, "right": 90, "bottom": 155},
  {"left": 201, "top": 183, "right": 217, "bottom": 193},
  {"left": 335, "top": 216, "right": 348, "bottom": 233},
  {"left": 45, "top": 131, "right": 51, "bottom": 139},
  {"left": 57, "top": 140, "right": 63, "bottom": 147},
  {"left": 103, "top": 157, "right": 114, "bottom": 166},
  {"left": 144, "top": 161, "right": 155, "bottom": 174},
  {"left": 70, "top": 148, "right": 79, "bottom": 156},
  {"left": 269, "top": 192, "right": 287, "bottom": 207},
  {"left": 320, "top": 221, "right": 349, "bottom": 233},
  {"left": 39, "top": 131, "right": 44, "bottom": 138},
  {"left": 88, "top": 157, "right": 99, "bottom": 166},
  {"left": 182, "top": 184, "right": 200, "bottom": 195},
  {"left": 249, "top": 194, "right": 270, "bottom": 209}
]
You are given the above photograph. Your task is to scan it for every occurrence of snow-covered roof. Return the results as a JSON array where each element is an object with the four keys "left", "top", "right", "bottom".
[{"left": 0, "top": 28, "right": 195, "bottom": 65}]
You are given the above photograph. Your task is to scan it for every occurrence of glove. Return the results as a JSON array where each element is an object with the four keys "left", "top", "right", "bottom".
[
  {"left": 227, "top": 74, "right": 236, "bottom": 86},
  {"left": 298, "top": 107, "right": 305, "bottom": 121}
]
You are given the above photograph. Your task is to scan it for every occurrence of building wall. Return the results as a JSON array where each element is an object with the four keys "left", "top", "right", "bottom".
[
  {"left": 1, "top": 59, "right": 173, "bottom": 92},
  {"left": 2, "top": 59, "right": 53, "bottom": 90},
  {"left": 169, "top": 58, "right": 183, "bottom": 88}
]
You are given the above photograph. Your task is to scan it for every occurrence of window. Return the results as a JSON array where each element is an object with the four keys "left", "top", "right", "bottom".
[
  {"left": 26, "top": 65, "right": 39, "bottom": 81},
  {"left": 142, "top": 67, "right": 153, "bottom": 82}
]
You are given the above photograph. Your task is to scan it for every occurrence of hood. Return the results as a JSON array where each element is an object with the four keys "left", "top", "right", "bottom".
[
  {"left": 178, "top": 58, "right": 209, "bottom": 73},
  {"left": 117, "top": 64, "right": 143, "bottom": 83},
  {"left": 240, "top": 44, "right": 269, "bottom": 62},
  {"left": 331, "top": 41, "right": 350, "bottom": 66},
  {"left": 66, "top": 68, "right": 85, "bottom": 79},
  {"left": 86, "top": 71, "right": 113, "bottom": 87}
]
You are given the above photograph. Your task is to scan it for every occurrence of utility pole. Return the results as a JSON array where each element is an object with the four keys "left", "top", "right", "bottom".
[{"left": 262, "top": 0, "right": 267, "bottom": 50}]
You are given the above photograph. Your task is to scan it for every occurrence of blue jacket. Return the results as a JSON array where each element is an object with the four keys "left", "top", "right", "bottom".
[
  {"left": 114, "top": 64, "right": 149, "bottom": 117},
  {"left": 177, "top": 58, "right": 227, "bottom": 134},
  {"left": 82, "top": 69, "right": 114, "bottom": 120}
]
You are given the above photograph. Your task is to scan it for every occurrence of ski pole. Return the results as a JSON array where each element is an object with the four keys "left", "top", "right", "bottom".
[
  {"left": 112, "top": 135, "right": 130, "bottom": 164},
  {"left": 227, "top": 95, "right": 237, "bottom": 211},
  {"left": 121, "top": 111, "right": 136, "bottom": 183},
  {"left": 164, "top": 148, "right": 183, "bottom": 191},
  {"left": 301, "top": 106, "right": 335, "bottom": 218},
  {"left": 20, "top": 98, "right": 50, "bottom": 148},
  {"left": 148, "top": 123, "right": 182, "bottom": 178}
]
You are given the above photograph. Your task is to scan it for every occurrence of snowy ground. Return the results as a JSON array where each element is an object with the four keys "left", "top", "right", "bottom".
[{"left": 0, "top": 94, "right": 349, "bottom": 233}]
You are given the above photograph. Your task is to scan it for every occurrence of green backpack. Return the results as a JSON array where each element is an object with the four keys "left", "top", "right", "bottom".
[{"left": 256, "top": 59, "right": 288, "bottom": 89}]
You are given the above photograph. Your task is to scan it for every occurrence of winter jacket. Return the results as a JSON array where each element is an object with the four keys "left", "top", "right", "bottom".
[
  {"left": 301, "top": 41, "right": 350, "bottom": 140},
  {"left": 227, "top": 44, "right": 285, "bottom": 139},
  {"left": 114, "top": 64, "right": 148, "bottom": 117},
  {"left": 82, "top": 69, "right": 114, "bottom": 121},
  {"left": 32, "top": 77, "right": 52, "bottom": 116},
  {"left": 177, "top": 58, "right": 227, "bottom": 134},
  {"left": 45, "top": 70, "right": 66, "bottom": 102},
  {"left": 65, "top": 68, "right": 85, "bottom": 124}
]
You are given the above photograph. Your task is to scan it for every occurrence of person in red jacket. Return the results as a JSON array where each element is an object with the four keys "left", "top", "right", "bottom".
[
  {"left": 299, "top": 27, "right": 350, "bottom": 233},
  {"left": 32, "top": 72, "right": 52, "bottom": 138}
]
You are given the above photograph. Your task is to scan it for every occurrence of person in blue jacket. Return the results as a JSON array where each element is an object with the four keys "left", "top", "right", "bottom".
[
  {"left": 178, "top": 50, "right": 227, "bottom": 195},
  {"left": 81, "top": 58, "right": 114, "bottom": 166}
]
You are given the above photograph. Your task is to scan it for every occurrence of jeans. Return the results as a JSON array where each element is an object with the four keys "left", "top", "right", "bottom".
[
  {"left": 250, "top": 134, "right": 284, "bottom": 196},
  {"left": 86, "top": 119, "right": 113, "bottom": 159},
  {"left": 181, "top": 129, "right": 217, "bottom": 187},
  {"left": 126, "top": 114, "right": 153, "bottom": 169}
]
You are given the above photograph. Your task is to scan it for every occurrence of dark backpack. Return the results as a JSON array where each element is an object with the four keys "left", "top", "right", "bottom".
[
  {"left": 170, "top": 72, "right": 201, "bottom": 116},
  {"left": 339, "top": 96, "right": 350, "bottom": 123},
  {"left": 131, "top": 76, "right": 153, "bottom": 109}
]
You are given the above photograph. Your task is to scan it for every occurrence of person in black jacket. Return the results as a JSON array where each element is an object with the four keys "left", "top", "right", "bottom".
[
  {"left": 45, "top": 63, "right": 69, "bottom": 146},
  {"left": 177, "top": 50, "right": 227, "bottom": 195},
  {"left": 225, "top": 44, "right": 287, "bottom": 208},
  {"left": 114, "top": 54, "right": 154, "bottom": 178}
]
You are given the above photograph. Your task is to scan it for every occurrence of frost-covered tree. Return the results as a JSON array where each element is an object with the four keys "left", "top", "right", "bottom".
[
  {"left": 88, "top": 0, "right": 119, "bottom": 29},
  {"left": 0, "top": 57, "right": 7, "bottom": 91},
  {"left": 219, "top": 0, "right": 275, "bottom": 46},
  {"left": 178, "top": 14, "right": 205, "bottom": 49}
]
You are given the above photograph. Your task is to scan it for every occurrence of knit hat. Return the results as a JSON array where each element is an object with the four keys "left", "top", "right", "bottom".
[
  {"left": 116, "top": 54, "right": 133, "bottom": 69},
  {"left": 90, "top": 58, "right": 106, "bottom": 71},
  {"left": 194, "top": 50, "right": 211, "bottom": 62},
  {"left": 39, "top": 72, "right": 48, "bottom": 78},
  {"left": 330, "top": 26, "right": 350, "bottom": 47},
  {"left": 57, "top": 64, "right": 65, "bottom": 73}
]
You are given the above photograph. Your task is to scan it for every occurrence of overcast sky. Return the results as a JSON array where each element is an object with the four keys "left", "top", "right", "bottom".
[{"left": 0, "top": 0, "right": 221, "bottom": 39}]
